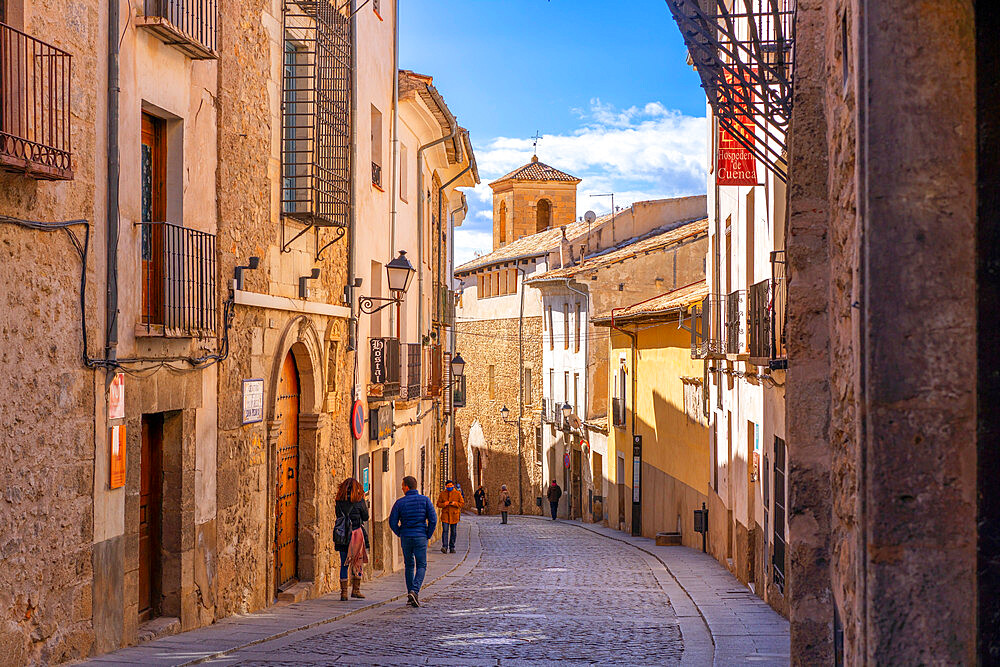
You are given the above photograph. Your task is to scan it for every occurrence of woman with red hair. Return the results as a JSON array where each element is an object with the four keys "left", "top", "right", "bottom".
[{"left": 335, "top": 478, "right": 369, "bottom": 600}]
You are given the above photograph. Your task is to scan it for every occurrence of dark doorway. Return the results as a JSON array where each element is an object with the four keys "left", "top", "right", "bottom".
[
  {"left": 274, "top": 351, "right": 300, "bottom": 591},
  {"left": 571, "top": 448, "right": 582, "bottom": 519},
  {"left": 617, "top": 454, "right": 626, "bottom": 528},
  {"left": 139, "top": 413, "right": 164, "bottom": 621},
  {"left": 592, "top": 451, "right": 603, "bottom": 523}
]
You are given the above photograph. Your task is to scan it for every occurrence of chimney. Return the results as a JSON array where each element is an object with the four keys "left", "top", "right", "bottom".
[{"left": 559, "top": 226, "right": 572, "bottom": 267}]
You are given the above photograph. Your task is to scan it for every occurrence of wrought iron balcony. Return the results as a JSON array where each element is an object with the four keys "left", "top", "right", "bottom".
[
  {"left": 770, "top": 250, "right": 788, "bottom": 369},
  {"left": 138, "top": 0, "right": 218, "bottom": 59},
  {"left": 139, "top": 221, "right": 217, "bottom": 336},
  {"left": 0, "top": 22, "right": 73, "bottom": 180},
  {"left": 371, "top": 161, "right": 382, "bottom": 189}
]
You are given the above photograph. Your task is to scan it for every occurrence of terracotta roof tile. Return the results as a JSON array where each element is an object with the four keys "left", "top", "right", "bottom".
[
  {"left": 592, "top": 280, "right": 709, "bottom": 324},
  {"left": 489, "top": 157, "right": 581, "bottom": 186},
  {"left": 527, "top": 217, "right": 708, "bottom": 283}
]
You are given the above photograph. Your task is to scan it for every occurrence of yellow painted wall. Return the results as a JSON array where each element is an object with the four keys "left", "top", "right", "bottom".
[{"left": 607, "top": 318, "right": 710, "bottom": 545}]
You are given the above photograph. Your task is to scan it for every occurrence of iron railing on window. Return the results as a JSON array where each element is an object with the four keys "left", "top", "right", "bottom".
[
  {"left": 748, "top": 279, "right": 770, "bottom": 364},
  {"left": 401, "top": 342, "right": 421, "bottom": 399},
  {"left": 140, "top": 222, "right": 217, "bottom": 334},
  {"left": 141, "top": 0, "right": 218, "bottom": 58},
  {"left": 281, "top": 0, "right": 351, "bottom": 249},
  {"left": 612, "top": 397, "right": 626, "bottom": 429},
  {"left": 0, "top": 22, "right": 72, "bottom": 180},
  {"left": 771, "top": 250, "right": 788, "bottom": 368},
  {"left": 371, "top": 161, "right": 381, "bottom": 188},
  {"left": 724, "top": 290, "right": 743, "bottom": 355}
]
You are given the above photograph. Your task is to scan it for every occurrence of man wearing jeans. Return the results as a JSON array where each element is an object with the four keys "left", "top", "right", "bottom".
[
  {"left": 389, "top": 476, "right": 437, "bottom": 608},
  {"left": 436, "top": 480, "right": 464, "bottom": 553}
]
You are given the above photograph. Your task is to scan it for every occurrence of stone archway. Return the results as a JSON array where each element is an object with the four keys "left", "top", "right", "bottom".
[{"left": 265, "top": 316, "right": 327, "bottom": 600}]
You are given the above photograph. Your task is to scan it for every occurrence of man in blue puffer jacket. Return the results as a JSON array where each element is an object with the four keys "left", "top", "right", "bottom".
[{"left": 389, "top": 475, "right": 437, "bottom": 608}]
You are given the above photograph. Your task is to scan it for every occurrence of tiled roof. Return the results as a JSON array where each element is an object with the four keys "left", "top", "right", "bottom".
[
  {"left": 592, "top": 280, "right": 709, "bottom": 325},
  {"left": 489, "top": 156, "right": 581, "bottom": 186},
  {"left": 454, "top": 212, "right": 615, "bottom": 275},
  {"left": 527, "top": 217, "right": 709, "bottom": 283},
  {"left": 398, "top": 70, "right": 462, "bottom": 165}
]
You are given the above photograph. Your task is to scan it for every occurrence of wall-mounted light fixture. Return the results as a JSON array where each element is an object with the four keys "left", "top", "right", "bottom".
[
  {"left": 234, "top": 256, "right": 260, "bottom": 291},
  {"left": 299, "top": 268, "right": 320, "bottom": 299},
  {"left": 358, "top": 250, "right": 415, "bottom": 315}
]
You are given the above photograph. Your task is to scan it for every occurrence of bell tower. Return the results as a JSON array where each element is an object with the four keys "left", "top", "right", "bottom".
[{"left": 488, "top": 156, "right": 581, "bottom": 250}]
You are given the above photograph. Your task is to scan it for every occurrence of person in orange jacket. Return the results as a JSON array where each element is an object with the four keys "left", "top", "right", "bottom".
[{"left": 436, "top": 480, "right": 465, "bottom": 554}]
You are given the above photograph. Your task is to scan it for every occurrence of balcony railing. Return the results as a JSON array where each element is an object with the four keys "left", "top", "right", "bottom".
[
  {"left": 139, "top": 0, "right": 218, "bottom": 59},
  {"left": 139, "top": 222, "right": 217, "bottom": 335},
  {"left": 371, "top": 161, "right": 382, "bottom": 189},
  {"left": 612, "top": 397, "right": 626, "bottom": 429},
  {"left": 724, "top": 290, "right": 743, "bottom": 355},
  {"left": 400, "top": 342, "right": 421, "bottom": 400},
  {"left": 0, "top": 22, "right": 73, "bottom": 180},
  {"left": 748, "top": 279, "right": 770, "bottom": 364}
]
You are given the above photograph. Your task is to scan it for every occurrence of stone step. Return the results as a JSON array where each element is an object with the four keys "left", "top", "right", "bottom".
[{"left": 655, "top": 532, "right": 683, "bottom": 546}]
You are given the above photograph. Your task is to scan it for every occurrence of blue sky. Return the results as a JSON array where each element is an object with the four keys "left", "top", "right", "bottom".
[{"left": 399, "top": 0, "right": 708, "bottom": 265}]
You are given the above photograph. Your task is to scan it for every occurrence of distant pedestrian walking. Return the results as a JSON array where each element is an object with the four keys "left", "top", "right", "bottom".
[
  {"left": 389, "top": 475, "right": 437, "bottom": 608},
  {"left": 436, "top": 480, "right": 465, "bottom": 553},
  {"left": 547, "top": 480, "right": 562, "bottom": 520},
  {"left": 474, "top": 485, "right": 487, "bottom": 515},
  {"left": 498, "top": 484, "right": 511, "bottom": 524},
  {"left": 334, "top": 478, "right": 369, "bottom": 601}
]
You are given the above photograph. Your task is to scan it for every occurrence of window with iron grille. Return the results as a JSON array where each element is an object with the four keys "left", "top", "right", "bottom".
[
  {"left": 773, "top": 435, "right": 787, "bottom": 592},
  {"left": 402, "top": 343, "right": 421, "bottom": 399},
  {"left": 725, "top": 290, "right": 742, "bottom": 354},
  {"left": 771, "top": 250, "right": 788, "bottom": 367},
  {"left": 535, "top": 427, "right": 543, "bottom": 465},
  {"left": 612, "top": 398, "right": 626, "bottom": 429},
  {"left": 748, "top": 279, "right": 770, "bottom": 364},
  {"left": 280, "top": 0, "right": 351, "bottom": 236}
]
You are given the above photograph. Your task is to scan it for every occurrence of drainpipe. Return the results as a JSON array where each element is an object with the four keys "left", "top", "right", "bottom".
[
  {"left": 105, "top": 0, "right": 121, "bottom": 367},
  {"left": 348, "top": 0, "right": 359, "bottom": 474},
  {"left": 416, "top": 106, "right": 457, "bottom": 352},
  {"left": 388, "top": 0, "right": 399, "bottom": 335},
  {"left": 611, "top": 294, "right": 659, "bottom": 537}
]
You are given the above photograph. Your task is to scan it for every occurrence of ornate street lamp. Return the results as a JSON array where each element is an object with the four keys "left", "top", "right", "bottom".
[
  {"left": 451, "top": 352, "right": 466, "bottom": 379},
  {"left": 500, "top": 405, "right": 516, "bottom": 424},
  {"left": 359, "top": 250, "right": 415, "bottom": 314}
]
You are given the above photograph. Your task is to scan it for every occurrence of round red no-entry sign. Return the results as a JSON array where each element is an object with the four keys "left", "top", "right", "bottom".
[{"left": 350, "top": 400, "right": 364, "bottom": 439}]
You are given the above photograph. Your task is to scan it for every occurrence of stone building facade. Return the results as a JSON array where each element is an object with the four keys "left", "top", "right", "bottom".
[{"left": 490, "top": 156, "right": 579, "bottom": 249}]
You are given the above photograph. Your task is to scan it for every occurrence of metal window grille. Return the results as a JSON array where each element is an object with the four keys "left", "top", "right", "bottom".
[
  {"left": 664, "top": 0, "right": 796, "bottom": 181},
  {"left": 371, "top": 160, "right": 381, "bottom": 188},
  {"left": 141, "top": 0, "right": 218, "bottom": 58},
  {"left": 724, "top": 290, "right": 743, "bottom": 355},
  {"left": 140, "top": 222, "right": 217, "bottom": 334},
  {"left": 773, "top": 435, "right": 787, "bottom": 592},
  {"left": 748, "top": 279, "right": 770, "bottom": 363},
  {"left": 402, "top": 342, "right": 421, "bottom": 399},
  {"left": 535, "top": 427, "right": 543, "bottom": 464},
  {"left": 770, "top": 250, "right": 788, "bottom": 367},
  {"left": 280, "top": 0, "right": 351, "bottom": 243},
  {"left": 0, "top": 22, "right": 72, "bottom": 180},
  {"left": 612, "top": 397, "right": 626, "bottom": 429}
]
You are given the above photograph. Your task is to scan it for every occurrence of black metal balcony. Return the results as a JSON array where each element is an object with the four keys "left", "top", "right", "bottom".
[
  {"left": 139, "top": 0, "right": 218, "bottom": 59},
  {"left": 139, "top": 222, "right": 217, "bottom": 335},
  {"left": 0, "top": 22, "right": 73, "bottom": 180},
  {"left": 371, "top": 161, "right": 382, "bottom": 189}
]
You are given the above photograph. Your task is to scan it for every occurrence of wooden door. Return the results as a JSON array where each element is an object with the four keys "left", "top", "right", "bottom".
[
  {"left": 572, "top": 449, "right": 582, "bottom": 519},
  {"left": 617, "top": 454, "right": 626, "bottom": 527},
  {"left": 274, "top": 352, "right": 300, "bottom": 590},
  {"left": 592, "top": 452, "right": 603, "bottom": 523},
  {"left": 139, "top": 414, "right": 163, "bottom": 621},
  {"left": 140, "top": 112, "right": 166, "bottom": 325}
]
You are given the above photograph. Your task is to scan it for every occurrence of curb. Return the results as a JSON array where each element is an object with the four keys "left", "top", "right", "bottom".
[{"left": 172, "top": 521, "right": 479, "bottom": 666}]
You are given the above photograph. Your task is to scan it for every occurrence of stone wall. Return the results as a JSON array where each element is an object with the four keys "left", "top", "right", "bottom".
[
  {"left": 786, "top": 0, "right": 977, "bottom": 663},
  {"left": 454, "top": 317, "right": 544, "bottom": 515},
  {"left": 0, "top": 0, "right": 103, "bottom": 663},
  {"left": 491, "top": 180, "right": 578, "bottom": 248}
]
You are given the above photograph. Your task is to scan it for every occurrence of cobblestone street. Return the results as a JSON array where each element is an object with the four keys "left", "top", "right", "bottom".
[{"left": 86, "top": 515, "right": 788, "bottom": 666}]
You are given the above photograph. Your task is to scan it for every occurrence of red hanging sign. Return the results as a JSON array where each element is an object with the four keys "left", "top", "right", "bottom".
[{"left": 716, "top": 71, "right": 760, "bottom": 186}]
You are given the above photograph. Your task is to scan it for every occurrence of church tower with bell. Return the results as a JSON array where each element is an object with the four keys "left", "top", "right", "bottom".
[{"left": 488, "top": 154, "right": 581, "bottom": 250}]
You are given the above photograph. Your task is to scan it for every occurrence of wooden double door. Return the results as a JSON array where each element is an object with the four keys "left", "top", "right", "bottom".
[{"left": 274, "top": 352, "right": 300, "bottom": 590}]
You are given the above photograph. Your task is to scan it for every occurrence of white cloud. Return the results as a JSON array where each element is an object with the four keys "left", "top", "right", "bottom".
[{"left": 455, "top": 99, "right": 708, "bottom": 264}]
